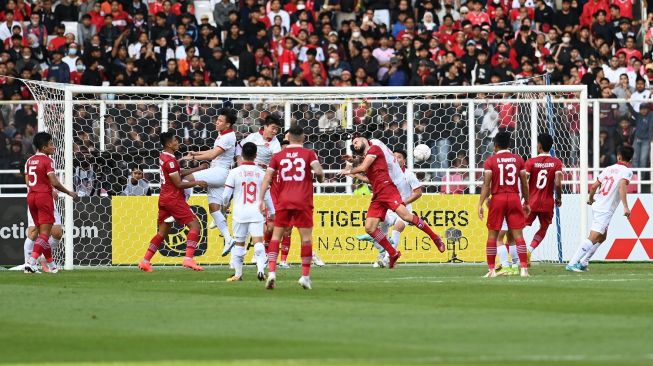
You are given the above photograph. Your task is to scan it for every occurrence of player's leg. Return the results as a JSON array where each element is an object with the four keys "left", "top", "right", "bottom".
[
  {"left": 193, "top": 168, "right": 234, "bottom": 251},
  {"left": 44, "top": 225, "right": 63, "bottom": 273},
  {"left": 508, "top": 229, "right": 529, "bottom": 275},
  {"left": 579, "top": 230, "right": 606, "bottom": 270},
  {"left": 485, "top": 229, "right": 500, "bottom": 277},
  {"left": 505, "top": 196, "right": 529, "bottom": 276},
  {"left": 297, "top": 227, "right": 314, "bottom": 290},
  {"left": 24, "top": 226, "right": 37, "bottom": 265},
  {"left": 391, "top": 218, "right": 405, "bottom": 249},
  {"left": 26, "top": 196, "right": 56, "bottom": 273},
  {"left": 506, "top": 231, "right": 519, "bottom": 269},
  {"left": 139, "top": 206, "right": 173, "bottom": 272},
  {"left": 227, "top": 221, "right": 249, "bottom": 281},
  {"left": 265, "top": 225, "right": 286, "bottom": 290},
  {"left": 496, "top": 228, "right": 512, "bottom": 275},
  {"left": 394, "top": 204, "right": 445, "bottom": 253},
  {"left": 249, "top": 221, "right": 267, "bottom": 281},
  {"left": 279, "top": 225, "right": 292, "bottom": 268},
  {"left": 484, "top": 196, "right": 504, "bottom": 277},
  {"left": 181, "top": 219, "right": 204, "bottom": 271},
  {"left": 567, "top": 211, "right": 609, "bottom": 271}
]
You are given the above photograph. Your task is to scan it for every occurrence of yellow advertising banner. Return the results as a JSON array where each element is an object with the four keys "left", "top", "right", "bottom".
[{"left": 112, "top": 195, "right": 487, "bottom": 265}]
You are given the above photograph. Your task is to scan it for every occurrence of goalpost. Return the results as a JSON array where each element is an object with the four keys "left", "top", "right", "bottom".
[{"left": 23, "top": 82, "right": 588, "bottom": 269}]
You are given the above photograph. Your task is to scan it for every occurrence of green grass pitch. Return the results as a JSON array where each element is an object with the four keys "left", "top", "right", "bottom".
[{"left": 1, "top": 264, "right": 652, "bottom": 366}]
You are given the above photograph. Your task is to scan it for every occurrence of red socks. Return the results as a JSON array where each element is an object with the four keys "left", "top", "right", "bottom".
[
  {"left": 516, "top": 238, "right": 528, "bottom": 268},
  {"left": 486, "top": 237, "right": 497, "bottom": 270},
  {"left": 280, "top": 235, "right": 291, "bottom": 262},
  {"left": 530, "top": 225, "right": 549, "bottom": 250},
  {"left": 144, "top": 234, "right": 164, "bottom": 261},
  {"left": 268, "top": 239, "right": 280, "bottom": 272},
  {"left": 32, "top": 234, "right": 49, "bottom": 261},
  {"left": 371, "top": 229, "right": 397, "bottom": 256},
  {"left": 184, "top": 229, "right": 200, "bottom": 259},
  {"left": 411, "top": 215, "right": 439, "bottom": 241},
  {"left": 301, "top": 242, "right": 312, "bottom": 276}
]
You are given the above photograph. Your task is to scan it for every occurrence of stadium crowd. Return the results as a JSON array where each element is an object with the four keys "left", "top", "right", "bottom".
[{"left": 0, "top": 0, "right": 652, "bottom": 190}]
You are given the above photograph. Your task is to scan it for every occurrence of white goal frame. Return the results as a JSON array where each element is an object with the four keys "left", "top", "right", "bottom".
[{"left": 59, "top": 85, "right": 589, "bottom": 270}]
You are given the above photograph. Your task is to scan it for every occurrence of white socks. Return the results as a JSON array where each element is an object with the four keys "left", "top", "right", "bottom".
[
  {"left": 581, "top": 243, "right": 601, "bottom": 266},
  {"left": 497, "top": 245, "right": 510, "bottom": 268},
  {"left": 211, "top": 211, "right": 232, "bottom": 243},
  {"left": 24, "top": 238, "right": 34, "bottom": 263},
  {"left": 372, "top": 241, "right": 385, "bottom": 253},
  {"left": 391, "top": 230, "right": 401, "bottom": 249},
  {"left": 253, "top": 242, "right": 266, "bottom": 274},
  {"left": 509, "top": 245, "right": 519, "bottom": 265},
  {"left": 231, "top": 245, "right": 246, "bottom": 277},
  {"left": 569, "top": 239, "right": 594, "bottom": 266}
]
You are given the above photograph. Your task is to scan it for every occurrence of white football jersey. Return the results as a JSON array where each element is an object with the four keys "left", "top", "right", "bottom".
[
  {"left": 211, "top": 130, "right": 237, "bottom": 169},
  {"left": 235, "top": 131, "right": 281, "bottom": 166},
  {"left": 369, "top": 139, "right": 411, "bottom": 196},
  {"left": 223, "top": 163, "right": 267, "bottom": 223},
  {"left": 593, "top": 163, "right": 633, "bottom": 213}
]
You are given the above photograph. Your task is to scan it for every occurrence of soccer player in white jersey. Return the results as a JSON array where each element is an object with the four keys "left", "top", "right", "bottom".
[
  {"left": 566, "top": 146, "right": 634, "bottom": 272},
  {"left": 223, "top": 142, "right": 274, "bottom": 282},
  {"left": 183, "top": 108, "right": 238, "bottom": 255}
]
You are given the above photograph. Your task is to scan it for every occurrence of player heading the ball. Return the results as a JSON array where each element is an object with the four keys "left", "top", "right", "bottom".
[
  {"left": 138, "top": 132, "right": 208, "bottom": 272},
  {"left": 259, "top": 125, "right": 325, "bottom": 290},
  {"left": 477, "top": 131, "right": 531, "bottom": 278},
  {"left": 24, "top": 132, "right": 77, "bottom": 274},
  {"left": 566, "top": 146, "right": 634, "bottom": 272}
]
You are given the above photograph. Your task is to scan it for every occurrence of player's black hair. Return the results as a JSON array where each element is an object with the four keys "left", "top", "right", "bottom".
[
  {"left": 130, "top": 164, "right": 143, "bottom": 172},
  {"left": 262, "top": 114, "right": 281, "bottom": 126},
  {"left": 33, "top": 132, "right": 52, "bottom": 151},
  {"left": 493, "top": 131, "right": 511, "bottom": 150},
  {"left": 241, "top": 142, "right": 257, "bottom": 160},
  {"left": 287, "top": 124, "right": 304, "bottom": 138},
  {"left": 537, "top": 133, "right": 554, "bottom": 152},
  {"left": 219, "top": 108, "right": 237, "bottom": 126},
  {"left": 281, "top": 139, "right": 290, "bottom": 147},
  {"left": 617, "top": 146, "right": 634, "bottom": 162},
  {"left": 159, "top": 131, "right": 176, "bottom": 147},
  {"left": 393, "top": 150, "right": 407, "bottom": 160}
]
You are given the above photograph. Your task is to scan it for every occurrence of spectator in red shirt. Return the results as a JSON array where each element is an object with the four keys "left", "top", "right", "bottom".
[
  {"left": 580, "top": 0, "right": 610, "bottom": 28},
  {"left": 466, "top": 0, "right": 491, "bottom": 25}
]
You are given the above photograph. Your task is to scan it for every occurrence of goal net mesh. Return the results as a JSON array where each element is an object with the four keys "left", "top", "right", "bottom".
[{"left": 24, "top": 79, "right": 583, "bottom": 267}]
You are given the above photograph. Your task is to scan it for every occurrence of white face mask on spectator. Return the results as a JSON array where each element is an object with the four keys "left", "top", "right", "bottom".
[
  {"left": 352, "top": 31, "right": 361, "bottom": 38},
  {"left": 328, "top": 57, "right": 336, "bottom": 64},
  {"left": 563, "top": 36, "right": 571, "bottom": 43},
  {"left": 69, "top": 48, "right": 77, "bottom": 55},
  {"left": 77, "top": 64, "right": 85, "bottom": 72}
]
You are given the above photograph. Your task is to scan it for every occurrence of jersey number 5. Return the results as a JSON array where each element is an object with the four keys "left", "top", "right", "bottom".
[
  {"left": 498, "top": 163, "right": 517, "bottom": 186},
  {"left": 27, "top": 165, "right": 37, "bottom": 186},
  {"left": 279, "top": 158, "right": 306, "bottom": 181}
]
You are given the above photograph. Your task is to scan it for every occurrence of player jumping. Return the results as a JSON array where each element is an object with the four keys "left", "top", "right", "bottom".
[
  {"left": 259, "top": 125, "right": 325, "bottom": 290},
  {"left": 341, "top": 137, "right": 445, "bottom": 269},
  {"left": 138, "top": 132, "right": 208, "bottom": 272},
  {"left": 477, "top": 132, "right": 531, "bottom": 278},
  {"left": 24, "top": 132, "right": 77, "bottom": 274},
  {"left": 223, "top": 142, "right": 275, "bottom": 282},
  {"left": 183, "top": 108, "right": 238, "bottom": 256},
  {"left": 566, "top": 146, "right": 634, "bottom": 272}
]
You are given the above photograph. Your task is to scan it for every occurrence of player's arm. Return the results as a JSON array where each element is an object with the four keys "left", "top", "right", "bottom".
[
  {"left": 259, "top": 168, "right": 275, "bottom": 213},
  {"left": 48, "top": 173, "right": 77, "bottom": 198},
  {"left": 519, "top": 170, "right": 530, "bottom": 216},
  {"left": 404, "top": 187, "right": 423, "bottom": 205},
  {"left": 587, "top": 180, "right": 601, "bottom": 205},
  {"left": 234, "top": 142, "right": 244, "bottom": 165},
  {"left": 311, "top": 161, "right": 325, "bottom": 183},
  {"left": 342, "top": 154, "right": 376, "bottom": 176},
  {"left": 554, "top": 171, "right": 563, "bottom": 207},
  {"left": 619, "top": 178, "right": 631, "bottom": 217},
  {"left": 168, "top": 171, "right": 207, "bottom": 189},
  {"left": 264, "top": 190, "right": 275, "bottom": 216},
  {"left": 180, "top": 162, "right": 209, "bottom": 177},
  {"left": 477, "top": 171, "right": 492, "bottom": 220},
  {"left": 351, "top": 173, "right": 369, "bottom": 183},
  {"left": 184, "top": 146, "right": 225, "bottom": 161}
]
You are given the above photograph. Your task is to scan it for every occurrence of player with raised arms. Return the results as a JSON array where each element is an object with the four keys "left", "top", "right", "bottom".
[
  {"left": 183, "top": 108, "right": 238, "bottom": 256},
  {"left": 259, "top": 125, "right": 325, "bottom": 290},
  {"left": 223, "top": 142, "right": 275, "bottom": 282},
  {"left": 477, "top": 131, "right": 531, "bottom": 278},
  {"left": 566, "top": 146, "right": 634, "bottom": 272},
  {"left": 138, "top": 132, "right": 208, "bottom": 272},
  {"left": 341, "top": 137, "right": 445, "bottom": 269},
  {"left": 24, "top": 132, "right": 77, "bottom": 274}
]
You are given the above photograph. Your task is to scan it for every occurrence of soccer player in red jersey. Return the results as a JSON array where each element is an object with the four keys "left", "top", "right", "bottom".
[
  {"left": 138, "top": 132, "right": 208, "bottom": 272},
  {"left": 24, "top": 132, "right": 77, "bottom": 274},
  {"left": 523, "top": 133, "right": 563, "bottom": 259},
  {"left": 271, "top": 137, "right": 294, "bottom": 268},
  {"left": 477, "top": 132, "right": 531, "bottom": 277},
  {"left": 341, "top": 137, "right": 445, "bottom": 269},
  {"left": 259, "top": 125, "right": 325, "bottom": 290}
]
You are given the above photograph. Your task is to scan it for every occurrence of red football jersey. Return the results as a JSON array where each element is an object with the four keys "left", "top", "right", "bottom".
[
  {"left": 268, "top": 145, "right": 318, "bottom": 210},
  {"left": 25, "top": 153, "right": 55, "bottom": 194},
  {"left": 364, "top": 144, "right": 394, "bottom": 193},
  {"left": 484, "top": 150, "right": 525, "bottom": 195},
  {"left": 524, "top": 154, "right": 563, "bottom": 212},
  {"left": 159, "top": 152, "right": 185, "bottom": 203},
  {"left": 270, "top": 170, "right": 281, "bottom": 207}
]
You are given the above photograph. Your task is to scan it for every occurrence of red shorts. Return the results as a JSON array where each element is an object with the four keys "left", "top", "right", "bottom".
[
  {"left": 274, "top": 208, "right": 313, "bottom": 228},
  {"left": 487, "top": 194, "right": 525, "bottom": 231},
  {"left": 367, "top": 188, "right": 403, "bottom": 220},
  {"left": 526, "top": 211, "right": 553, "bottom": 227},
  {"left": 27, "top": 193, "right": 55, "bottom": 227},
  {"left": 157, "top": 199, "right": 196, "bottom": 225}
]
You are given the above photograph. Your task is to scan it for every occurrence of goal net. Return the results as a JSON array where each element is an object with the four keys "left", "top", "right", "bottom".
[{"left": 24, "top": 80, "right": 588, "bottom": 269}]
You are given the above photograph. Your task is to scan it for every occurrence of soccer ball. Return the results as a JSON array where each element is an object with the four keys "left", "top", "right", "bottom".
[{"left": 413, "top": 144, "right": 431, "bottom": 163}]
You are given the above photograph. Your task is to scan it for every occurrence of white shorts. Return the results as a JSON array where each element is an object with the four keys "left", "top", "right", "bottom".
[
  {"left": 192, "top": 166, "right": 229, "bottom": 204},
  {"left": 590, "top": 210, "right": 613, "bottom": 235},
  {"left": 28, "top": 208, "right": 62, "bottom": 227},
  {"left": 501, "top": 219, "right": 508, "bottom": 231},
  {"left": 383, "top": 203, "right": 410, "bottom": 226},
  {"left": 233, "top": 221, "right": 265, "bottom": 242}
]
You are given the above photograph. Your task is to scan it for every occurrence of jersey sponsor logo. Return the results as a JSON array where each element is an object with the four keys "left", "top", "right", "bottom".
[{"left": 158, "top": 205, "right": 208, "bottom": 257}]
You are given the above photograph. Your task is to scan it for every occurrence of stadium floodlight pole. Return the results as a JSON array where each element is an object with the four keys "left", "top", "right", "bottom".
[
  {"left": 579, "top": 86, "right": 589, "bottom": 261},
  {"left": 64, "top": 88, "right": 74, "bottom": 270}
]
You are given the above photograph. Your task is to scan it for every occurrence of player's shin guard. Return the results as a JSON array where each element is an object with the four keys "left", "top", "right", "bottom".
[
  {"left": 184, "top": 229, "right": 200, "bottom": 259},
  {"left": 231, "top": 245, "right": 246, "bottom": 277},
  {"left": 211, "top": 211, "right": 232, "bottom": 243},
  {"left": 24, "top": 238, "right": 34, "bottom": 263},
  {"left": 371, "top": 229, "right": 396, "bottom": 256},
  {"left": 144, "top": 234, "right": 164, "bottom": 262},
  {"left": 280, "top": 235, "right": 291, "bottom": 262},
  {"left": 301, "top": 242, "right": 312, "bottom": 277},
  {"left": 267, "top": 240, "right": 280, "bottom": 273},
  {"left": 254, "top": 242, "right": 266, "bottom": 273},
  {"left": 530, "top": 226, "right": 548, "bottom": 252},
  {"left": 486, "top": 238, "right": 497, "bottom": 270},
  {"left": 515, "top": 238, "right": 528, "bottom": 268}
]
